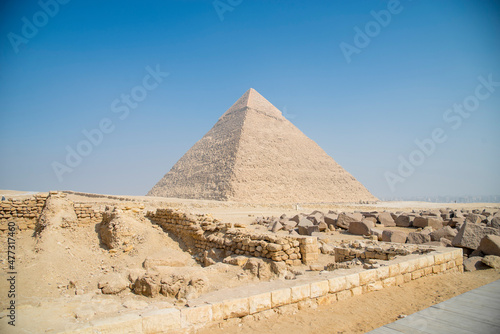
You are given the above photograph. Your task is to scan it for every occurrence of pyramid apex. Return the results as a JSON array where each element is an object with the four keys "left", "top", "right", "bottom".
[{"left": 223, "top": 88, "right": 283, "bottom": 119}]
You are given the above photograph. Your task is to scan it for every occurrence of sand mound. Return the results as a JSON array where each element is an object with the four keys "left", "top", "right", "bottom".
[{"left": 35, "top": 195, "right": 77, "bottom": 234}]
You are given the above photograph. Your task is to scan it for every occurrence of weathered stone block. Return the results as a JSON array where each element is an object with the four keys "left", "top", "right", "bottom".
[
  {"left": 348, "top": 220, "right": 373, "bottom": 236},
  {"left": 310, "top": 280, "right": 329, "bottom": 298},
  {"left": 407, "top": 232, "right": 431, "bottom": 244},
  {"left": 223, "top": 297, "right": 250, "bottom": 319},
  {"left": 359, "top": 269, "right": 378, "bottom": 285},
  {"left": 271, "top": 288, "right": 291, "bottom": 307},
  {"left": 249, "top": 292, "right": 272, "bottom": 314},
  {"left": 376, "top": 266, "right": 390, "bottom": 280},
  {"left": 389, "top": 263, "right": 401, "bottom": 277},
  {"left": 291, "top": 283, "right": 310, "bottom": 302},
  {"left": 180, "top": 305, "right": 212, "bottom": 328},
  {"left": 316, "top": 293, "right": 337, "bottom": 305},
  {"left": 452, "top": 222, "right": 499, "bottom": 250},
  {"left": 336, "top": 290, "right": 352, "bottom": 301},
  {"left": 382, "top": 230, "right": 407, "bottom": 243},
  {"left": 327, "top": 276, "right": 347, "bottom": 293},
  {"left": 351, "top": 286, "right": 363, "bottom": 296},
  {"left": 382, "top": 277, "right": 396, "bottom": 287},
  {"left": 479, "top": 235, "right": 500, "bottom": 256},
  {"left": 377, "top": 212, "right": 395, "bottom": 227},
  {"left": 344, "top": 273, "right": 360, "bottom": 289},
  {"left": 366, "top": 281, "right": 383, "bottom": 292},
  {"left": 92, "top": 313, "right": 142, "bottom": 334}
]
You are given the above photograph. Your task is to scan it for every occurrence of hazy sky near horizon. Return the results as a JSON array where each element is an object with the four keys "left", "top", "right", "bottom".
[{"left": 1, "top": 0, "right": 499, "bottom": 200}]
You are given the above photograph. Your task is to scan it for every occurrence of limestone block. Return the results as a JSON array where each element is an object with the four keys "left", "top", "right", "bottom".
[
  {"left": 223, "top": 297, "right": 250, "bottom": 319},
  {"left": 180, "top": 305, "right": 212, "bottom": 328},
  {"left": 388, "top": 264, "right": 400, "bottom": 277},
  {"left": 344, "top": 273, "right": 360, "bottom": 289},
  {"left": 316, "top": 294, "right": 337, "bottom": 305},
  {"left": 359, "top": 269, "right": 378, "bottom": 285},
  {"left": 382, "top": 277, "right": 396, "bottom": 288},
  {"left": 211, "top": 302, "right": 224, "bottom": 322},
  {"left": 376, "top": 266, "right": 390, "bottom": 280},
  {"left": 249, "top": 292, "right": 272, "bottom": 314},
  {"left": 310, "top": 280, "right": 329, "bottom": 298},
  {"left": 366, "top": 281, "right": 383, "bottom": 292},
  {"left": 271, "top": 288, "right": 291, "bottom": 308},
  {"left": 336, "top": 290, "right": 352, "bottom": 301},
  {"left": 91, "top": 313, "right": 143, "bottom": 334},
  {"left": 328, "top": 276, "right": 347, "bottom": 293},
  {"left": 351, "top": 286, "right": 363, "bottom": 296},
  {"left": 411, "top": 269, "right": 424, "bottom": 280},
  {"left": 291, "top": 284, "right": 310, "bottom": 302}
]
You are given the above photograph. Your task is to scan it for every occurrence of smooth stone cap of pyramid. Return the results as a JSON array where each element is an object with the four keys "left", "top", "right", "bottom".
[{"left": 221, "top": 88, "right": 284, "bottom": 119}]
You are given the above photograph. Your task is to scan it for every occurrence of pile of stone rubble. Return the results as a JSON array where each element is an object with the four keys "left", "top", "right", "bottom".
[{"left": 255, "top": 208, "right": 500, "bottom": 271}]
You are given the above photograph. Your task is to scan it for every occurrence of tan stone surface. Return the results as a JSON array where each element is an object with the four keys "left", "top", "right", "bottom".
[{"left": 148, "top": 89, "right": 377, "bottom": 203}]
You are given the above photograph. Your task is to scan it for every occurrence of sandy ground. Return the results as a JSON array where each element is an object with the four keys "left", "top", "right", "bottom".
[
  {"left": 198, "top": 269, "right": 500, "bottom": 334},
  {"left": 1, "top": 190, "right": 499, "bottom": 333}
]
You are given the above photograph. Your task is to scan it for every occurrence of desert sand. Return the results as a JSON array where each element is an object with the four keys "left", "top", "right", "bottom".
[{"left": 1, "top": 190, "right": 499, "bottom": 333}]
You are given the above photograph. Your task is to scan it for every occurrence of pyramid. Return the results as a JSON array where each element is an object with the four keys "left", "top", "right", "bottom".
[{"left": 147, "top": 88, "right": 377, "bottom": 203}]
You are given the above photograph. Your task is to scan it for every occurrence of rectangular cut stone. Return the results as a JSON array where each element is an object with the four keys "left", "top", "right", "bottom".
[
  {"left": 345, "top": 273, "right": 360, "bottom": 289},
  {"left": 403, "top": 273, "right": 412, "bottom": 282},
  {"left": 434, "top": 252, "right": 446, "bottom": 265},
  {"left": 291, "top": 284, "right": 310, "bottom": 302},
  {"left": 311, "top": 280, "right": 329, "bottom": 298},
  {"left": 351, "top": 286, "right": 363, "bottom": 296},
  {"left": 424, "top": 267, "right": 433, "bottom": 276},
  {"left": 376, "top": 266, "right": 390, "bottom": 280},
  {"left": 211, "top": 302, "right": 224, "bottom": 321},
  {"left": 367, "top": 281, "right": 383, "bottom": 292},
  {"left": 417, "top": 257, "right": 429, "bottom": 269},
  {"left": 180, "top": 305, "right": 212, "bottom": 328},
  {"left": 444, "top": 252, "right": 453, "bottom": 262},
  {"left": 412, "top": 269, "right": 424, "bottom": 280},
  {"left": 425, "top": 254, "right": 435, "bottom": 266},
  {"left": 395, "top": 274, "right": 405, "bottom": 285},
  {"left": 336, "top": 290, "right": 352, "bottom": 301},
  {"left": 389, "top": 264, "right": 400, "bottom": 277},
  {"left": 223, "top": 297, "right": 249, "bottom": 319},
  {"left": 446, "top": 260, "right": 455, "bottom": 270},
  {"left": 316, "top": 293, "right": 337, "bottom": 305},
  {"left": 329, "top": 276, "right": 347, "bottom": 293},
  {"left": 398, "top": 261, "right": 410, "bottom": 274},
  {"left": 382, "top": 277, "right": 396, "bottom": 288},
  {"left": 408, "top": 259, "right": 419, "bottom": 272},
  {"left": 359, "top": 269, "right": 378, "bottom": 285},
  {"left": 271, "top": 288, "right": 292, "bottom": 307},
  {"left": 249, "top": 292, "right": 271, "bottom": 314},
  {"left": 451, "top": 248, "right": 463, "bottom": 259},
  {"left": 455, "top": 257, "right": 464, "bottom": 266},
  {"left": 92, "top": 313, "right": 142, "bottom": 334}
]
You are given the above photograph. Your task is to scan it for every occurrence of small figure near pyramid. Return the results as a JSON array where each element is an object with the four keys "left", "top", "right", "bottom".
[{"left": 147, "top": 89, "right": 377, "bottom": 203}]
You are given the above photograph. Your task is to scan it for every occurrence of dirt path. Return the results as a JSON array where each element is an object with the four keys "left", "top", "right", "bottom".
[{"left": 198, "top": 269, "right": 500, "bottom": 334}]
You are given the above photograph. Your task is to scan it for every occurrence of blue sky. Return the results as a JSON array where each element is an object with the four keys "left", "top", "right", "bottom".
[{"left": 0, "top": 0, "right": 499, "bottom": 200}]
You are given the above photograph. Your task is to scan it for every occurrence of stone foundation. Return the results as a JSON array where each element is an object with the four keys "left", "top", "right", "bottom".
[
  {"left": 60, "top": 247, "right": 463, "bottom": 334},
  {"left": 146, "top": 208, "right": 319, "bottom": 266}
]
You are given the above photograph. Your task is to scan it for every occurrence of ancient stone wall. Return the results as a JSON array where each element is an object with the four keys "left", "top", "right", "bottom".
[
  {"left": 146, "top": 208, "right": 319, "bottom": 265},
  {"left": 0, "top": 191, "right": 109, "bottom": 233},
  {"left": 0, "top": 193, "right": 48, "bottom": 232},
  {"left": 60, "top": 248, "right": 463, "bottom": 334}
]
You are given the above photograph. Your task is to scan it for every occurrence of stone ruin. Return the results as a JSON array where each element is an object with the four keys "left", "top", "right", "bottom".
[
  {"left": 253, "top": 207, "right": 500, "bottom": 272},
  {"left": 3, "top": 191, "right": 498, "bottom": 333}
]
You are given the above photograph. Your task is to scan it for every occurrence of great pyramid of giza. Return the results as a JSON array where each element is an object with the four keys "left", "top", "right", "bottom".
[{"left": 147, "top": 88, "right": 377, "bottom": 203}]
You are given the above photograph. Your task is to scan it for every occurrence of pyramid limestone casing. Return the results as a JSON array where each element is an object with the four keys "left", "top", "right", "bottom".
[{"left": 148, "top": 89, "right": 377, "bottom": 203}]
